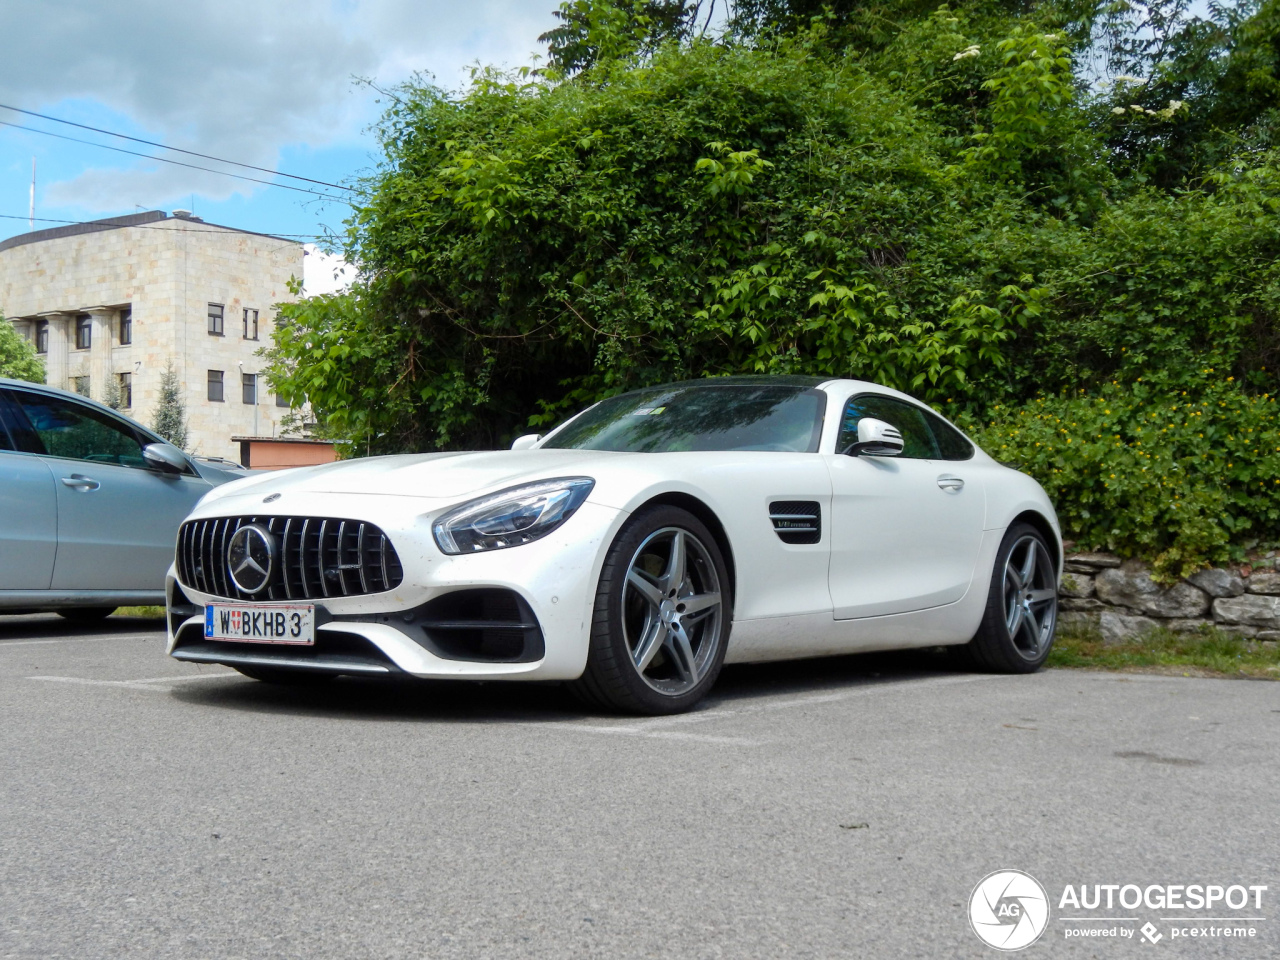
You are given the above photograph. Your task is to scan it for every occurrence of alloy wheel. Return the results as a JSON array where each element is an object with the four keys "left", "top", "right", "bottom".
[
  {"left": 1002, "top": 535, "right": 1057, "bottom": 660},
  {"left": 621, "top": 526, "right": 724, "bottom": 696}
]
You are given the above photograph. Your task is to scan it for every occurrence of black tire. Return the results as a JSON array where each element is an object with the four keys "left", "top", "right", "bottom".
[
  {"left": 966, "top": 522, "right": 1058, "bottom": 673},
  {"left": 57, "top": 607, "right": 117, "bottom": 623},
  {"left": 569, "top": 505, "right": 731, "bottom": 715},
  {"left": 233, "top": 665, "right": 336, "bottom": 685}
]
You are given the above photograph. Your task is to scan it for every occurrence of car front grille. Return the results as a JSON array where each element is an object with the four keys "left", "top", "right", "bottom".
[{"left": 176, "top": 515, "right": 404, "bottom": 601}]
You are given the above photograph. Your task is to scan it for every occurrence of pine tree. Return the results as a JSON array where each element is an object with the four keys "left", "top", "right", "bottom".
[
  {"left": 151, "top": 360, "right": 188, "bottom": 449},
  {"left": 102, "top": 372, "right": 122, "bottom": 410}
]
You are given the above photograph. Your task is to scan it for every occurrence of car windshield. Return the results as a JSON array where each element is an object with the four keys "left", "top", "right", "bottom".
[{"left": 542, "top": 383, "right": 825, "bottom": 453}]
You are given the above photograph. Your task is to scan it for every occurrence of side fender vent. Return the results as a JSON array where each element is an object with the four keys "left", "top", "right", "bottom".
[{"left": 769, "top": 501, "right": 821, "bottom": 545}]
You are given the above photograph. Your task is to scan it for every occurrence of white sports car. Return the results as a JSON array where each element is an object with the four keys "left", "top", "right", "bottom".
[{"left": 166, "top": 376, "right": 1061, "bottom": 714}]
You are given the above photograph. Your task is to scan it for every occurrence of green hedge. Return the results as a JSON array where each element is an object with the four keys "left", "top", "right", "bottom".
[{"left": 964, "top": 377, "right": 1280, "bottom": 577}]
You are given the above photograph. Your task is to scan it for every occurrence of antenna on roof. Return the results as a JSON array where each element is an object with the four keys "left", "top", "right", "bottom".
[{"left": 29, "top": 157, "right": 35, "bottom": 231}]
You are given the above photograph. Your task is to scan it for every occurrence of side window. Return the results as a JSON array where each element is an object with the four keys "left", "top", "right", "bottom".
[
  {"left": 837, "top": 394, "right": 940, "bottom": 459},
  {"left": 8, "top": 391, "right": 149, "bottom": 469},
  {"left": 0, "top": 394, "right": 15, "bottom": 451},
  {"left": 923, "top": 409, "right": 974, "bottom": 461}
]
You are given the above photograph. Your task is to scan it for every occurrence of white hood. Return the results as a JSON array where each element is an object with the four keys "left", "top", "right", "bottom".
[{"left": 201, "top": 449, "right": 632, "bottom": 504}]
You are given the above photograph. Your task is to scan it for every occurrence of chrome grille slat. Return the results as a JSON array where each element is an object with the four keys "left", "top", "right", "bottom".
[
  {"left": 336, "top": 520, "right": 349, "bottom": 597},
  {"left": 187, "top": 523, "right": 197, "bottom": 587},
  {"left": 175, "top": 515, "right": 403, "bottom": 601},
  {"left": 317, "top": 519, "right": 330, "bottom": 598},
  {"left": 211, "top": 518, "right": 226, "bottom": 599},
  {"left": 298, "top": 518, "right": 312, "bottom": 597},
  {"left": 198, "top": 522, "right": 211, "bottom": 599},
  {"left": 280, "top": 518, "right": 294, "bottom": 601},
  {"left": 356, "top": 524, "right": 369, "bottom": 594}
]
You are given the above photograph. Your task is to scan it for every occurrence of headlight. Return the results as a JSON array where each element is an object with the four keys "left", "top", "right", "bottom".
[{"left": 432, "top": 477, "right": 595, "bottom": 555}]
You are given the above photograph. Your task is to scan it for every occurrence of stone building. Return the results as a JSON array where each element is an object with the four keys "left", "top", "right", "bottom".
[{"left": 0, "top": 210, "right": 303, "bottom": 461}]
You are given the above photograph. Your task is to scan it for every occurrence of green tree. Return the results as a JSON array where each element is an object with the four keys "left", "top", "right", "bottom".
[
  {"left": 0, "top": 316, "right": 46, "bottom": 383},
  {"left": 264, "top": 0, "right": 1280, "bottom": 570},
  {"left": 150, "top": 361, "right": 188, "bottom": 450}
]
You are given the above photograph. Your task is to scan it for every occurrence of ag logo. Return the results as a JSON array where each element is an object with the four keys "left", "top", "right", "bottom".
[
  {"left": 969, "top": 869, "right": 1050, "bottom": 951},
  {"left": 227, "top": 523, "right": 275, "bottom": 594}
]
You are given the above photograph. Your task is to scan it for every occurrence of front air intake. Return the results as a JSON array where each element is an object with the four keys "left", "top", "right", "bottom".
[{"left": 769, "top": 501, "right": 821, "bottom": 545}]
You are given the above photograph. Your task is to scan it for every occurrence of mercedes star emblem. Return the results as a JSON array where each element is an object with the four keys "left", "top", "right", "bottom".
[{"left": 227, "top": 523, "right": 275, "bottom": 594}]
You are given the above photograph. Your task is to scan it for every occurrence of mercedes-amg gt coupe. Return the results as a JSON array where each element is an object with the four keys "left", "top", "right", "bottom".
[{"left": 166, "top": 376, "right": 1061, "bottom": 714}]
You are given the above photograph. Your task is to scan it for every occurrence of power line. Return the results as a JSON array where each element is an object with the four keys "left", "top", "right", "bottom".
[
  {"left": 0, "top": 212, "right": 333, "bottom": 240},
  {"left": 0, "top": 120, "right": 350, "bottom": 201},
  {"left": 0, "top": 102, "right": 355, "bottom": 192}
]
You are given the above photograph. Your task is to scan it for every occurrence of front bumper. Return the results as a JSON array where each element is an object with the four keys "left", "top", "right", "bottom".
[{"left": 165, "top": 493, "right": 625, "bottom": 681}]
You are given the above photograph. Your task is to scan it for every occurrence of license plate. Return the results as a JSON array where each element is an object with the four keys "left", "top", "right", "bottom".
[{"left": 205, "top": 603, "right": 315, "bottom": 645}]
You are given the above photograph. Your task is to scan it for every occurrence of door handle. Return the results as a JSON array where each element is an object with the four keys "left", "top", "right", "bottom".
[
  {"left": 937, "top": 475, "right": 964, "bottom": 491},
  {"left": 61, "top": 475, "right": 100, "bottom": 492}
]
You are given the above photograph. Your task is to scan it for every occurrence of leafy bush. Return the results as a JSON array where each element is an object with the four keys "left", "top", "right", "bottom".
[{"left": 965, "top": 377, "right": 1280, "bottom": 576}]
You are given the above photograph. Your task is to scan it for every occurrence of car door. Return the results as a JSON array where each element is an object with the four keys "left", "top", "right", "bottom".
[
  {"left": 825, "top": 393, "right": 986, "bottom": 619},
  {"left": 5, "top": 388, "right": 213, "bottom": 591},
  {"left": 0, "top": 393, "right": 58, "bottom": 590}
]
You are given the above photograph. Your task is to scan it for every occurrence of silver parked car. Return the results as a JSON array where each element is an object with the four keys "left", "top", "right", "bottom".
[{"left": 0, "top": 377, "right": 246, "bottom": 621}]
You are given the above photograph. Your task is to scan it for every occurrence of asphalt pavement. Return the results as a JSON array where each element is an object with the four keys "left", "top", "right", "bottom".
[{"left": 1, "top": 613, "right": 1276, "bottom": 959}]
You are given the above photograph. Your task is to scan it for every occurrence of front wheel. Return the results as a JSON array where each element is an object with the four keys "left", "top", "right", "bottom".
[
  {"left": 965, "top": 522, "right": 1058, "bottom": 672},
  {"left": 570, "top": 506, "right": 731, "bottom": 715}
]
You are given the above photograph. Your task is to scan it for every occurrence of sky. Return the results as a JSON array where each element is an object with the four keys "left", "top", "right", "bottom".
[{"left": 0, "top": 0, "right": 560, "bottom": 276}]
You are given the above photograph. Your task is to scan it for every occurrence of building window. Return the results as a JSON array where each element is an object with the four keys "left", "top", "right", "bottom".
[
  {"left": 208, "top": 303, "right": 224, "bottom": 336},
  {"left": 275, "top": 392, "right": 289, "bottom": 408},
  {"left": 75, "top": 315, "right": 92, "bottom": 350},
  {"left": 70, "top": 376, "right": 90, "bottom": 397},
  {"left": 242, "top": 372, "right": 257, "bottom": 405},
  {"left": 34, "top": 320, "right": 48, "bottom": 354},
  {"left": 119, "top": 308, "right": 132, "bottom": 345},
  {"left": 243, "top": 308, "right": 259, "bottom": 340},
  {"left": 207, "top": 370, "right": 224, "bottom": 402},
  {"left": 118, "top": 372, "right": 132, "bottom": 408}
]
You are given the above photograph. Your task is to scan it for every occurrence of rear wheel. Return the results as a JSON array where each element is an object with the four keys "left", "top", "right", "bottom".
[
  {"left": 57, "top": 607, "right": 116, "bottom": 623},
  {"left": 570, "top": 506, "right": 730, "bottom": 715},
  {"left": 966, "top": 522, "right": 1058, "bottom": 672},
  {"left": 233, "top": 665, "right": 335, "bottom": 685}
]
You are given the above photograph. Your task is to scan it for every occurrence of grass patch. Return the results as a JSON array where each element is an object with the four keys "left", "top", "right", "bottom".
[
  {"left": 112, "top": 605, "right": 167, "bottom": 619},
  {"left": 1050, "top": 624, "right": 1280, "bottom": 679}
]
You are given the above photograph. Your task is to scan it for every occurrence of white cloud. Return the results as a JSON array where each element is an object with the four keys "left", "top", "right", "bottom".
[
  {"left": 302, "top": 244, "right": 356, "bottom": 296},
  {"left": 1, "top": 0, "right": 557, "bottom": 211}
]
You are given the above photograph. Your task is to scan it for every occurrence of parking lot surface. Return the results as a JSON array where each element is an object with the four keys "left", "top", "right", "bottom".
[{"left": 1, "top": 613, "right": 1276, "bottom": 959}]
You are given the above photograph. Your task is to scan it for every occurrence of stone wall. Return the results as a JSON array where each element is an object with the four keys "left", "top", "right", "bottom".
[{"left": 1060, "top": 552, "right": 1280, "bottom": 644}]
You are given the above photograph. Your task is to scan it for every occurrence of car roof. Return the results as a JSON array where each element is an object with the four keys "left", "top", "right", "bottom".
[
  {"left": 0, "top": 376, "right": 162, "bottom": 441},
  {"left": 604, "top": 375, "right": 928, "bottom": 403},
  {"left": 639, "top": 375, "right": 830, "bottom": 389}
]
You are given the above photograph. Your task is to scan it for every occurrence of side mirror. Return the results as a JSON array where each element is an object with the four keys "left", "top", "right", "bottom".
[
  {"left": 510, "top": 434, "right": 542, "bottom": 451},
  {"left": 143, "top": 442, "right": 189, "bottom": 473},
  {"left": 843, "top": 418, "right": 904, "bottom": 457}
]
